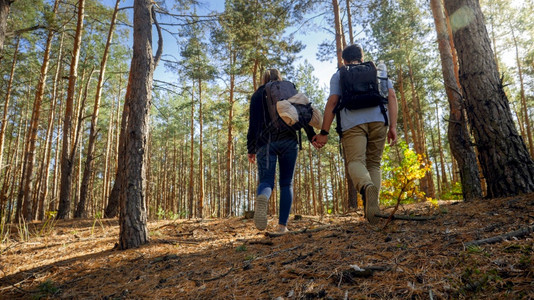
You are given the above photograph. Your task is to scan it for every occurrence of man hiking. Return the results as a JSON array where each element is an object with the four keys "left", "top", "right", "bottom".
[{"left": 313, "top": 44, "right": 398, "bottom": 224}]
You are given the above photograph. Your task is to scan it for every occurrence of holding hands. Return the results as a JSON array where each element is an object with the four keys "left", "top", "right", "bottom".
[{"left": 312, "top": 133, "right": 328, "bottom": 149}]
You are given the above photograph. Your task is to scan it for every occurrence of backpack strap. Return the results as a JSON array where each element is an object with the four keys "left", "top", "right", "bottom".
[{"left": 379, "top": 103, "right": 389, "bottom": 126}]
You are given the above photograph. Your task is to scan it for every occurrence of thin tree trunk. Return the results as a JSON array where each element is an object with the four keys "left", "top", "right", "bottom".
[
  {"left": 188, "top": 83, "right": 195, "bottom": 219},
  {"left": 37, "top": 29, "right": 64, "bottom": 220},
  {"left": 332, "top": 0, "right": 343, "bottom": 69},
  {"left": 308, "top": 146, "right": 317, "bottom": 214},
  {"left": 444, "top": 0, "right": 534, "bottom": 197},
  {"left": 105, "top": 88, "right": 129, "bottom": 218},
  {"left": 406, "top": 57, "right": 435, "bottom": 199},
  {"left": 225, "top": 55, "right": 235, "bottom": 217},
  {"left": 397, "top": 66, "right": 411, "bottom": 145},
  {"left": 510, "top": 27, "right": 533, "bottom": 157},
  {"left": 75, "top": 0, "right": 121, "bottom": 218},
  {"left": 430, "top": 129, "right": 441, "bottom": 197},
  {"left": 57, "top": 0, "right": 85, "bottom": 219},
  {"left": 435, "top": 103, "right": 448, "bottom": 190},
  {"left": 101, "top": 96, "right": 115, "bottom": 215},
  {"left": 15, "top": 83, "right": 32, "bottom": 222},
  {"left": 345, "top": 0, "right": 353, "bottom": 45},
  {"left": 198, "top": 77, "right": 204, "bottom": 219},
  {"left": 0, "top": 37, "right": 19, "bottom": 176},
  {"left": 103, "top": 77, "right": 122, "bottom": 217}
]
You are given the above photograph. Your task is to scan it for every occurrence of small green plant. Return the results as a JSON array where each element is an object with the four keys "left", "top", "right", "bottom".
[
  {"left": 235, "top": 244, "right": 247, "bottom": 252},
  {"left": 91, "top": 212, "right": 104, "bottom": 236},
  {"left": 244, "top": 254, "right": 255, "bottom": 261},
  {"left": 381, "top": 141, "right": 433, "bottom": 206},
  {"left": 17, "top": 218, "right": 30, "bottom": 242},
  {"left": 466, "top": 245, "right": 483, "bottom": 254},
  {"left": 33, "top": 279, "right": 59, "bottom": 299},
  {"left": 441, "top": 181, "right": 463, "bottom": 200},
  {"left": 458, "top": 268, "right": 501, "bottom": 295},
  {"left": 150, "top": 230, "right": 162, "bottom": 237},
  {"left": 38, "top": 211, "right": 58, "bottom": 237},
  {"left": 156, "top": 206, "right": 166, "bottom": 220},
  {"left": 0, "top": 215, "right": 10, "bottom": 244}
]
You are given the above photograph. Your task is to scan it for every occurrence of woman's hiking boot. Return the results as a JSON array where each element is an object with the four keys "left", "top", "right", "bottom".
[
  {"left": 277, "top": 224, "right": 289, "bottom": 233},
  {"left": 254, "top": 194, "right": 268, "bottom": 230}
]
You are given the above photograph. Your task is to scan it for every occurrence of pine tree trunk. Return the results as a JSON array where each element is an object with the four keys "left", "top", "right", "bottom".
[
  {"left": 397, "top": 66, "right": 411, "bottom": 145},
  {"left": 0, "top": 37, "right": 18, "bottom": 177},
  {"left": 430, "top": 0, "right": 482, "bottom": 200},
  {"left": 188, "top": 82, "right": 195, "bottom": 219},
  {"left": 57, "top": 0, "right": 85, "bottom": 219},
  {"left": 21, "top": 16, "right": 57, "bottom": 220},
  {"left": 198, "top": 78, "right": 204, "bottom": 219},
  {"left": 0, "top": 0, "right": 11, "bottom": 54},
  {"left": 407, "top": 57, "right": 436, "bottom": 199},
  {"left": 225, "top": 60, "right": 235, "bottom": 217},
  {"left": 444, "top": 0, "right": 534, "bottom": 197},
  {"left": 76, "top": 0, "right": 120, "bottom": 218},
  {"left": 435, "top": 104, "right": 448, "bottom": 190},
  {"left": 101, "top": 97, "right": 115, "bottom": 215},
  {"left": 510, "top": 28, "right": 533, "bottom": 157},
  {"left": 37, "top": 30, "right": 64, "bottom": 220},
  {"left": 103, "top": 79, "right": 122, "bottom": 217},
  {"left": 119, "top": 0, "right": 158, "bottom": 249},
  {"left": 15, "top": 85, "right": 32, "bottom": 222},
  {"left": 345, "top": 0, "right": 353, "bottom": 45},
  {"left": 332, "top": 0, "right": 343, "bottom": 68},
  {"left": 105, "top": 88, "right": 129, "bottom": 218}
]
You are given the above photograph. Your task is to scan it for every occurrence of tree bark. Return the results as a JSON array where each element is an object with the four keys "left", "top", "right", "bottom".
[
  {"left": 430, "top": 0, "right": 482, "bottom": 200},
  {"left": 345, "top": 0, "right": 354, "bottom": 45},
  {"left": 444, "top": 0, "right": 534, "bottom": 197},
  {"left": 119, "top": 0, "right": 161, "bottom": 249},
  {"left": 0, "top": 0, "right": 12, "bottom": 54},
  {"left": 57, "top": 0, "right": 85, "bottom": 219},
  {"left": 332, "top": 0, "right": 343, "bottom": 69}
]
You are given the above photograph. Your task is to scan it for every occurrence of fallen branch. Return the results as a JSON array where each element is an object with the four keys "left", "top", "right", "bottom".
[
  {"left": 247, "top": 240, "right": 274, "bottom": 246},
  {"left": 464, "top": 224, "right": 534, "bottom": 247},
  {"left": 376, "top": 213, "right": 436, "bottom": 221}
]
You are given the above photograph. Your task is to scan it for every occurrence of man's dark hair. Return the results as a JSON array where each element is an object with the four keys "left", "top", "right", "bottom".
[{"left": 342, "top": 44, "right": 363, "bottom": 62}]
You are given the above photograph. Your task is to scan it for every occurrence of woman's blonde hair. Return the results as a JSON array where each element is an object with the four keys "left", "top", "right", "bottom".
[{"left": 261, "top": 69, "right": 282, "bottom": 85}]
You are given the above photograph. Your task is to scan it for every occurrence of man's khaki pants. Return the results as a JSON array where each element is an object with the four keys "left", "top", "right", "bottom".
[{"left": 341, "top": 122, "right": 387, "bottom": 193}]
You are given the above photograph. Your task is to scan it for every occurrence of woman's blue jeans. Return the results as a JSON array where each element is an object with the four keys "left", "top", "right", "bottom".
[{"left": 256, "top": 139, "right": 298, "bottom": 226}]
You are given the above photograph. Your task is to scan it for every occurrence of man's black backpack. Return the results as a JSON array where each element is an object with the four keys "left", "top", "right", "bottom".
[
  {"left": 338, "top": 61, "right": 388, "bottom": 110},
  {"left": 334, "top": 61, "right": 389, "bottom": 136},
  {"left": 264, "top": 80, "right": 313, "bottom": 131}
]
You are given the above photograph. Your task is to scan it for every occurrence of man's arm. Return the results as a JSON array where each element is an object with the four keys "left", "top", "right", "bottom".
[
  {"left": 387, "top": 88, "right": 398, "bottom": 145},
  {"left": 312, "top": 94, "right": 339, "bottom": 148}
]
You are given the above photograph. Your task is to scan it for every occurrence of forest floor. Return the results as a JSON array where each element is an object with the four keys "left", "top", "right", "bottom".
[{"left": 1, "top": 194, "right": 533, "bottom": 299}]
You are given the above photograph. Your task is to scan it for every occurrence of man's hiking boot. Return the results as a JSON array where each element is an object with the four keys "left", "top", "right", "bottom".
[
  {"left": 254, "top": 194, "right": 268, "bottom": 230},
  {"left": 364, "top": 184, "right": 379, "bottom": 224}
]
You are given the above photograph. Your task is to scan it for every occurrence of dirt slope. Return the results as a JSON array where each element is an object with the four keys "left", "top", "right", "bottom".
[{"left": 1, "top": 194, "right": 533, "bottom": 299}]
